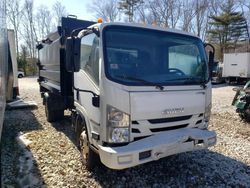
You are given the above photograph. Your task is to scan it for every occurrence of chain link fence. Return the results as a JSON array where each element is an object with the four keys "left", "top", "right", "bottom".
[{"left": 0, "top": 0, "right": 7, "bottom": 138}]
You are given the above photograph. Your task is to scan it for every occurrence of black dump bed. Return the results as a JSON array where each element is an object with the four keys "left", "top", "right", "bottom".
[{"left": 37, "top": 17, "right": 95, "bottom": 99}]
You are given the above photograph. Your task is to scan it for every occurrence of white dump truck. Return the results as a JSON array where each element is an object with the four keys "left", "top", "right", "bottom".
[
  {"left": 223, "top": 52, "right": 250, "bottom": 83},
  {"left": 37, "top": 17, "right": 216, "bottom": 170}
]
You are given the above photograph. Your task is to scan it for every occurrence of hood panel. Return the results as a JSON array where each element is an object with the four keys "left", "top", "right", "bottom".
[{"left": 130, "top": 90, "right": 205, "bottom": 120}]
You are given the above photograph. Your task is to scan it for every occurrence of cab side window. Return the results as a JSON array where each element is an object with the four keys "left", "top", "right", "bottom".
[{"left": 80, "top": 33, "right": 100, "bottom": 85}]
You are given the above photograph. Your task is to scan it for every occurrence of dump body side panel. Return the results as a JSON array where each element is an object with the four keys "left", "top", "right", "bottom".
[
  {"left": 39, "top": 34, "right": 61, "bottom": 91},
  {"left": 37, "top": 17, "right": 95, "bottom": 108}
]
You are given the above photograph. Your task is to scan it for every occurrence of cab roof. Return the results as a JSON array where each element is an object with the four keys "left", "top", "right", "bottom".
[{"left": 89, "top": 22, "right": 200, "bottom": 40}]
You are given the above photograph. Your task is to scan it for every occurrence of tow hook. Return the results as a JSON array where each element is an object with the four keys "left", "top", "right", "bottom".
[{"left": 154, "top": 151, "right": 164, "bottom": 159}]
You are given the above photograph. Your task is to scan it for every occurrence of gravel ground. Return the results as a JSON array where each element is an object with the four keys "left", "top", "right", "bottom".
[{"left": 1, "top": 77, "right": 250, "bottom": 188}]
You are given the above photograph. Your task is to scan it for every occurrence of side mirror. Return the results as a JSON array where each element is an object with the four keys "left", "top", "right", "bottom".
[
  {"left": 204, "top": 43, "right": 215, "bottom": 78},
  {"left": 65, "top": 37, "right": 81, "bottom": 72}
]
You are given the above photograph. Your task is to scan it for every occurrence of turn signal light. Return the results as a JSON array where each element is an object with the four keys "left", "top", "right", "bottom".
[{"left": 97, "top": 18, "right": 103, "bottom": 23}]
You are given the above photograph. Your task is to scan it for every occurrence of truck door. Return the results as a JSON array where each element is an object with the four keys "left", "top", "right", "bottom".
[{"left": 74, "top": 33, "right": 100, "bottom": 131}]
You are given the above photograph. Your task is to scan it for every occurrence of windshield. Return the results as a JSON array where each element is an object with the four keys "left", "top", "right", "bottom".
[{"left": 103, "top": 25, "right": 208, "bottom": 86}]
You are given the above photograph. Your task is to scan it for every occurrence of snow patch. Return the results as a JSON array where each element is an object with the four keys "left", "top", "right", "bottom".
[{"left": 16, "top": 132, "right": 41, "bottom": 187}]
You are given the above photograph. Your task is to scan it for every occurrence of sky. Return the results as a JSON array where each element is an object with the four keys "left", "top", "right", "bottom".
[{"left": 34, "top": 0, "right": 95, "bottom": 21}]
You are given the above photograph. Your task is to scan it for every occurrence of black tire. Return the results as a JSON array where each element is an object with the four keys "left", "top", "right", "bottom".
[
  {"left": 232, "top": 89, "right": 240, "bottom": 105},
  {"left": 225, "top": 78, "right": 231, "bottom": 84},
  {"left": 75, "top": 114, "right": 82, "bottom": 146},
  {"left": 77, "top": 115, "right": 100, "bottom": 170},
  {"left": 45, "top": 98, "right": 64, "bottom": 122},
  {"left": 18, "top": 74, "right": 23, "bottom": 78},
  {"left": 243, "top": 108, "right": 250, "bottom": 122}
]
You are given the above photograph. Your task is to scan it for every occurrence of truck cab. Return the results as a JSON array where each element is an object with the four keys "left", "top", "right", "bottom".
[{"left": 38, "top": 18, "right": 216, "bottom": 170}]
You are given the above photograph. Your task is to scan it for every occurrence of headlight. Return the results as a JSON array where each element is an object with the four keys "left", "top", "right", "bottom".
[
  {"left": 204, "top": 103, "right": 212, "bottom": 122},
  {"left": 111, "top": 128, "right": 129, "bottom": 143},
  {"left": 107, "top": 105, "right": 130, "bottom": 143}
]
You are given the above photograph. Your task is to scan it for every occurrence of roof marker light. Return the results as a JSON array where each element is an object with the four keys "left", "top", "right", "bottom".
[{"left": 97, "top": 18, "right": 103, "bottom": 23}]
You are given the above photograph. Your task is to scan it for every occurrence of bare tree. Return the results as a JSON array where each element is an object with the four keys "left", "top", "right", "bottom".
[
  {"left": 118, "top": 0, "right": 144, "bottom": 22},
  {"left": 88, "top": 0, "right": 120, "bottom": 22},
  {"left": 239, "top": 0, "right": 250, "bottom": 34},
  {"left": 148, "top": 0, "right": 170, "bottom": 27},
  {"left": 22, "top": 0, "right": 37, "bottom": 58},
  {"left": 181, "top": 0, "right": 196, "bottom": 32},
  {"left": 147, "top": 0, "right": 181, "bottom": 28},
  {"left": 239, "top": 0, "right": 250, "bottom": 11},
  {"left": 36, "top": 5, "right": 52, "bottom": 39},
  {"left": 6, "top": 0, "right": 22, "bottom": 55},
  {"left": 136, "top": 1, "right": 154, "bottom": 24},
  {"left": 52, "top": 1, "right": 67, "bottom": 25},
  {"left": 209, "top": 0, "right": 223, "bottom": 16},
  {"left": 19, "top": 45, "right": 28, "bottom": 75},
  {"left": 168, "top": 0, "right": 182, "bottom": 28},
  {"left": 192, "top": 0, "right": 209, "bottom": 39}
]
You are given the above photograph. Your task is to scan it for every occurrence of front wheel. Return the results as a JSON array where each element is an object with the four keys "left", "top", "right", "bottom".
[{"left": 78, "top": 119, "right": 100, "bottom": 170}]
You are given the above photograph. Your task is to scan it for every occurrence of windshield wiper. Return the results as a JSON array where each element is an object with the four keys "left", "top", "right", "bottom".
[
  {"left": 115, "top": 75, "right": 164, "bottom": 90},
  {"left": 164, "top": 76, "right": 207, "bottom": 88}
]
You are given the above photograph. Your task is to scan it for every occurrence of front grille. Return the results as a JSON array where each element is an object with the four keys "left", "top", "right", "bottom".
[
  {"left": 131, "top": 114, "right": 202, "bottom": 142},
  {"left": 132, "top": 128, "right": 140, "bottom": 133},
  {"left": 148, "top": 115, "right": 192, "bottom": 124},
  {"left": 196, "top": 120, "right": 202, "bottom": 124},
  {"left": 132, "top": 121, "right": 139, "bottom": 124},
  {"left": 150, "top": 124, "right": 188, "bottom": 132}
]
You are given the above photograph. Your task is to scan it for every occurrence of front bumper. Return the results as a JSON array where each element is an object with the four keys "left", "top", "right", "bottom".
[{"left": 98, "top": 128, "right": 216, "bottom": 169}]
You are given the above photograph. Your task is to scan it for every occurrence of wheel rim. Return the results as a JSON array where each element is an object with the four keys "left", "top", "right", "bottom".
[{"left": 80, "top": 131, "right": 89, "bottom": 161}]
